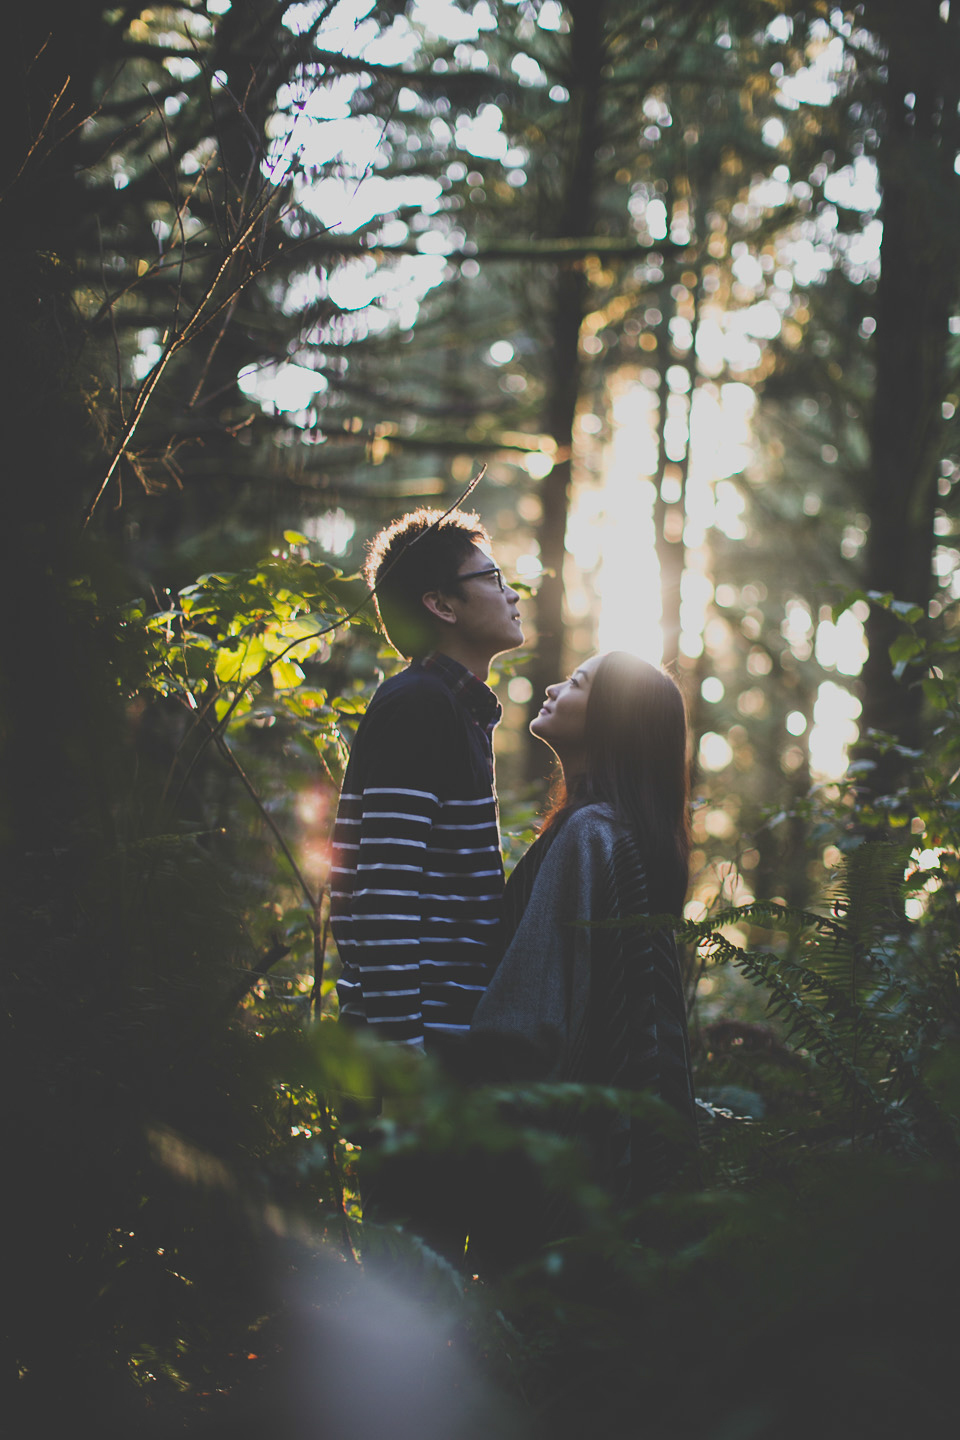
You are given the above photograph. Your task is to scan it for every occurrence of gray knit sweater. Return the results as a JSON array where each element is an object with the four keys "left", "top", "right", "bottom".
[{"left": 471, "top": 803, "right": 697, "bottom": 1202}]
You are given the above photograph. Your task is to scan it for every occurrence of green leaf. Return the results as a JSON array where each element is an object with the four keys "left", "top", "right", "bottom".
[
  {"left": 214, "top": 635, "right": 269, "bottom": 684},
  {"left": 832, "top": 588, "right": 869, "bottom": 623},
  {"left": 271, "top": 659, "right": 305, "bottom": 691},
  {"left": 215, "top": 690, "right": 252, "bottom": 722},
  {"left": 888, "top": 599, "right": 925, "bottom": 623},
  {"left": 283, "top": 530, "right": 310, "bottom": 546},
  {"left": 922, "top": 677, "right": 950, "bottom": 709},
  {"left": 889, "top": 634, "right": 924, "bottom": 666},
  {"left": 275, "top": 615, "right": 330, "bottom": 659}
]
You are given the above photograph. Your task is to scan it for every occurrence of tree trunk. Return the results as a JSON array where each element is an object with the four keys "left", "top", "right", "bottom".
[
  {"left": 526, "top": 0, "right": 606, "bottom": 772},
  {"left": 858, "top": 0, "right": 960, "bottom": 796},
  {"left": 2, "top": 1, "right": 106, "bottom": 529}
]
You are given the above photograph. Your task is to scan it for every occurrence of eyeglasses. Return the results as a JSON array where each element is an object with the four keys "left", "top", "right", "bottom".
[{"left": 453, "top": 564, "right": 505, "bottom": 592}]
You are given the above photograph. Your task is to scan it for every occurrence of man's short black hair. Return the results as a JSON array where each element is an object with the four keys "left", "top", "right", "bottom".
[{"left": 364, "top": 507, "right": 491, "bottom": 659}]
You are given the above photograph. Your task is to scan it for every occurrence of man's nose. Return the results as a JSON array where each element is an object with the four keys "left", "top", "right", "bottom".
[{"left": 505, "top": 581, "right": 521, "bottom": 602}]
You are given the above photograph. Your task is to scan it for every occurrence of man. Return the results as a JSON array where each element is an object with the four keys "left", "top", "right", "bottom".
[{"left": 330, "top": 507, "right": 524, "bottom": 1054}]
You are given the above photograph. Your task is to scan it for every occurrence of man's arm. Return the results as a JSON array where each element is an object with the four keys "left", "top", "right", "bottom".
[{"left": 331, "top": 684, "right": 460, "bottom": 1047}]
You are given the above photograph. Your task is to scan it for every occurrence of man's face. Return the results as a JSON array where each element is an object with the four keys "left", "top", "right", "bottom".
[{"left": 445, "top": 545, "right": 524, "bottom": 658}]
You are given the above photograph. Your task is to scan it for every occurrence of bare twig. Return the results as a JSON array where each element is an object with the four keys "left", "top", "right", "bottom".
[
  {"left": 209, "top": 723, "right": 318, "bottom": 912},
  {"left": 311, "top": 907, "right": 330, "bottom": 1019},
  {"left": 319, "top": 1096, "right": 360, "bottom": 1262},
  {"left": 226, "top": 936, "right": 291, "bottom": 1010},
  {"left": 80, "top": 16, "right": 336, "bottom": 525},
  {"left": 99, "top": 216, "right": 128, "bottom": 432},
  {"left": 83, "top": 168, "right": 214, "bottom": 331},
  {"left": 0, "top": 75, "right": 72, "bottom": 207},
  {"left": 146, "top": 87, "right": 192, "bottom": 340},
  {"left": 186, "top": 296, "right": 239, "bottom": 409},
  {"left": 79, "top": 177, "right": 283, "bottom": 530}
]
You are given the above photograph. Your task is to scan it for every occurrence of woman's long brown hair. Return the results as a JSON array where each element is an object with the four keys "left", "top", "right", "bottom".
[{"left": 540, "top": 651, "right": 691, "bottom": 915}]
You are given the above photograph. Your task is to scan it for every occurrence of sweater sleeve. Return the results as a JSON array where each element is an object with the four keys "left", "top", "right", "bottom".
[
  {"left": 331, "top": 684, "right": 466, "bottom": 1047},
  {"left": 469, "top": 813, "right": 610, "bottom": 1079}
]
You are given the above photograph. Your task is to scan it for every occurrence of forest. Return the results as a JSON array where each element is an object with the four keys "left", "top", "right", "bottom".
[{"left": 3, "top": 1, "right": 960, "bottom": 1436}]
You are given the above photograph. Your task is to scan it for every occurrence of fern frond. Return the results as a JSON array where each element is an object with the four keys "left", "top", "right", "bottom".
[
  {"left": 731, "top": 947, "right": 897, "bottom": 1126},
  {"left": 822, "top": 839, "right": 912, "bottom": 946}
]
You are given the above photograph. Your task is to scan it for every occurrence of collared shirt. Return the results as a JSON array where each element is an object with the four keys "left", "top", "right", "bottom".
[
  {"left": 422, "top": 650, "right": 501, "bottom": 779},
  {"left": 330, "top": 655, "right": 504, "bottom": 1049}
]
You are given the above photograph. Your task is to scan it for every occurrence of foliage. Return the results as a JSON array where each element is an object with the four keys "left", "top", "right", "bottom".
[
  {"left": 681, "top": 869, "right": 958, "bottom": 1160},
  {"left": 137, "top": 545, "right": 376, "bottom": 765},
  {"left": 683, "top": 596, "right": 960, "bottom": 1156}
]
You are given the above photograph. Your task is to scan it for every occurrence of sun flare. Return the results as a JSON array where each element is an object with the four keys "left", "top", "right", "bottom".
[{"left": 568, "top": 374, "right": 866, "bottom": 782}]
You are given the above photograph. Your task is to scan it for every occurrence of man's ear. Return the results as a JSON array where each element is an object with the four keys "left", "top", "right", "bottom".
[{"left": 421, "top": 589, "right": 458, "bottom": 627}]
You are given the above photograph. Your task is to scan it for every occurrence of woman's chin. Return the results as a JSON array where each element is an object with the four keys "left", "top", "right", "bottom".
[{"left": 529, "top": 723, "right": 561, "bottom": 763}]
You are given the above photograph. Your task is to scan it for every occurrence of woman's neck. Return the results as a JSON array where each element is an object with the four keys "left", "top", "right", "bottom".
[{"left": 558, "top": 755, "right": 586, "bottom": 790}]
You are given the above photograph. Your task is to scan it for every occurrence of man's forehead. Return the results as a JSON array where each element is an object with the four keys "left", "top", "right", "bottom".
[{"left": 459, "top": 543, "right": 492, "bottom": 569}]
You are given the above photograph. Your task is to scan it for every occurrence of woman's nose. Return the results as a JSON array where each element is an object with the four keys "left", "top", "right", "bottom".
[{"left": 545, "top": 682, "right": 559, "bottom": 698}]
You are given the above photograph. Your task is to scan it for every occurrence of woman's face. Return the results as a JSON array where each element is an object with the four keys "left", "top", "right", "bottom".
[{"left": 529, "top": 653, "right": 604, "bottom": 757}]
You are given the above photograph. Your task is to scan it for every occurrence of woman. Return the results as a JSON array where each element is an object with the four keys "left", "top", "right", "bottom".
[{"left": 468, "top": 652, "right": 697, "bottom": 1253}]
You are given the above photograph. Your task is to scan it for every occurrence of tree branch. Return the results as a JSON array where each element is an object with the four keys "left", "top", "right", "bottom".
[{"left": 301, "top": 234, "right": 688, "bottom": 264}]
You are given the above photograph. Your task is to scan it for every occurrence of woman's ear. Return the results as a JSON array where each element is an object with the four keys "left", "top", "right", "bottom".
[{"left": 420, "top": 589, "right": 458, "bottom": 626}]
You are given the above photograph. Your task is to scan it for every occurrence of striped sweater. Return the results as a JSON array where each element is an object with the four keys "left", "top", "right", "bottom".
[{"left": 331, "top": 655, "right": 504, "bottom": 1048}]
